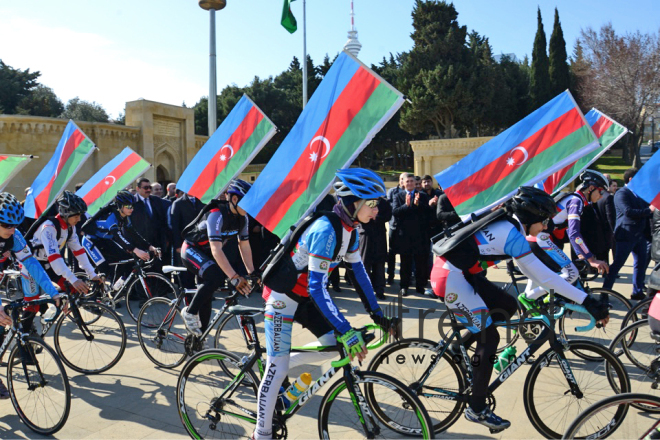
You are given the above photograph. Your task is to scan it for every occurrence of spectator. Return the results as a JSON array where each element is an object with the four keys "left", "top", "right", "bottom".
[
  {"left": 358, "top": 196, "right": 392, "bottom": 300},
  {"left": 171, "top": 193, "right": 205, "bottom": 289},
  {"left": 422, "top": 175, "right": 442, "bottom": 295},
  {"left": 165, "top": 183, "right": 178, "bottom": 202},
  {"left": 580, "top": 203, "right": 610, "bottom": 266},
  {"left": 151, "top": 182, "right": 164, "bottom": 198},
  {"left": 392, "top": 174, "right": 430, "bottom": 296},
  {"left": 603, "top": 168, "right": 654, "bottom": 300},
  {"left": 415, "top": 175, "right": 422, "bottom": 191},
  {"left": 132, "top": 177, "right": 170, "bottom": 269},
  {"left": 386, "top": 172, "right": 409, "bottom": 285},
  {"left": 596, "top": 178, "right": 617, "bottom": 264},
  {"left": 436, "top": 192, "right": 461, "bottom": 232}
]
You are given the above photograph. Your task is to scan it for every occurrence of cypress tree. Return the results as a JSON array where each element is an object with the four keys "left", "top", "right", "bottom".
[
  {"left": 549, "top": 7, "right": 570, "bottom": 96},
  {"left": 530, "top": 7, "right": 551, "bottom": 110}
]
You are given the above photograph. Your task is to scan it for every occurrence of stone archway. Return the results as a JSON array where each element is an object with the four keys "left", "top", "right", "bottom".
[
  {"left": 154, "top": 146, "right": 177, "bottom": 186},
  {"left": 156, "top": 165, "right": 170, "bottom": 183}
]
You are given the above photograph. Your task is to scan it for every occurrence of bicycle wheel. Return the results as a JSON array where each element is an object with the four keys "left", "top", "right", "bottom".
[
  {"left": 215, "top": 312, "right": 265, "bottom": 357},
  {"left": 137, "top": 297, "right": 187, "bottom": 368},
  {"left": 524, "top": 339, "right": 630, "bottom": 438},
  {"left": 53, "top": 301, "right": 127, "bottom": 374},
  {"left": 367, "top": 338, "right": 466, "bottom": 434},
  {"left": 562, "top": 393, "right": 660, "bottom": 439},
  {"left": 621, "top": 297, "right": 651, "bottom": 329},
  {"left": 559, "top": 288, "right": 632, "bottom": 361},
  {"left": 319, "top": 370, "right": 435, "bottom": 439},
  {"left": 177, "top": 348, "right": 260, "bottom": 439},
  {"left": 6, "top": 336, "right": 71, "bottom": 435},
  {"left": 125, "top": 272, "right": 176, "bottom": 323}
]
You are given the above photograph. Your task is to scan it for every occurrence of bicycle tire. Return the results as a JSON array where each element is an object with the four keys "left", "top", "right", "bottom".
[
  {"left": 177, "top": 348, "right": 260, "bottom": 439},
  {"left": 74, "top": 271, "right": 102, "bottom": 300},
  {"left": 215, "top": 312, "right": 265, "bottom": 356},
  {"left": 6, "top": 336, "right": 71, "bottom": 435},
  {"left": 562, "top": 392, "right": 660, "bottom": 439},
  {"left": 125, "top": 272, "right": 177, "bottom": 323},
  {"left": 53, "top": 301, "right": 127, "bottom": 374},
  {"left": 137, "top": 297, "right": 187, "bottom": 368},
  {"left": 524, "top": 339, "right": 630, "bottom": 439},
  {"left": 319, "top": 370, "right": 435, "bottom": 439},
  {"left": 621, "top": 297, "right": 651, "bottom": 329},
  {"left": 366, "top": 338, "right": 466, "bottom": 434},
  {"left": 558, "top": 288, "right": 632, "bottom": 361}
]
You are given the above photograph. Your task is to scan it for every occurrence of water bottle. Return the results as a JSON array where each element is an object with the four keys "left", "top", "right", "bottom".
[
  {"left": 112, "top": 277, "right": 125, "bottom": 292},
  {"left": 494, "top": 346, "right": 517, "bottom": 373},
  {"left": 280, "top": 373, "right": 312, "bottom": 408},
  {"left": 42, "top": 304, "right": 58, "bottom": 322}
]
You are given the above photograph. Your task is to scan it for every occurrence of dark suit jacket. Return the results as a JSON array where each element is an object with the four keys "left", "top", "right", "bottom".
[
  {"left": 391, "top": 190, "right": 429, "bottom": 254},
  {"left": 359, "top": 197, "right": 392, "bottom": 265},
  {"left": 387, "top": 186, "right": 403, "bottom": 231},
  {"left": 613, "top": 186, "right": 652, "bottom": 242},
  {"left": 170, "top": 195, "right": 205, "bottom": 250},
  {"left": 132, "top": 194, "right": 169, "bottom": 248},
  {"left": 596, "top": 191, "right": 616, "bottom": 239}
]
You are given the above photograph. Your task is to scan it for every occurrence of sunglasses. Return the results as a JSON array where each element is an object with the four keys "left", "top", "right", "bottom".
[
  {"left": 140, "top": 187, "right": 152, "bottom": 191},
  {"left": 0, "top": 222, "right": 16, "bottom": 229},
  {"left": 122, "top": 205, "right": 134, "bottom": 210},
  {"left": 365, "top": 199, "right": 379, "bottom": 208}
]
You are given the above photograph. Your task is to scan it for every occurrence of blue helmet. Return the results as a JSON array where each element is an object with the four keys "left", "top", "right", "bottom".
[
  {"left": 227, "top": 179, "right": 251, "bottom": 199},
  {"left": 333, "top": 168, "right": 386, "bottom": 200},
  {"left": 0, "top": 192, "right": 25, "bottom": 225},
  {"left": 115, "top": 190, "right": 134, "bottom": 206}
]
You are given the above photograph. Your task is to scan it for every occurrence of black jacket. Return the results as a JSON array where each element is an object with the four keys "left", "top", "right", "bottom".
[
  {"left": 613, "top": 186, "right": 652, "bottom": 242},
  {"left": 132, "top": 194, "right": 170, "bottom": 249},
  {"left": 596, "top": 191, "right": 615, "bottom": 247},
  {"left": 171, "top": 195, "right": 205, "bottom": 250},
  {"left": 436, "top": 193, "right": 461, "bottom": 231},
  {"left": 391, "top": 190, "right": 429, "bottom": 254},
  {"left": 359, "top": 197, "right": 392, "bottom": 265}
]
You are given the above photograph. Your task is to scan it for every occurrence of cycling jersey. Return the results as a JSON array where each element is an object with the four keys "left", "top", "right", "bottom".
[
  {"left": 86, "top": 210, "right": 149, "bottom": 252},
  {"left": 28, "top": 216, "right": 96, "bottom": 284},
  {"left": 183, "top": 201, "right": 249, "bottom": 252},
  {"left": 551, "top": 192, "right": 593, "bottom": 259},
  {"left": 524, "top": 232, "right": 580, "bottom": 300}
]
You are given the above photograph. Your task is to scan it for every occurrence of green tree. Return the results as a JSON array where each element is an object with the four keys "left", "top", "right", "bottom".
[
  {"left": 60, "top": 97, "right": 109, "bottom": 122},
  {"left": 399, "top": 0, "right": 472, "bottom": 138},
  {"left": 530, "top": 8, "right": 551, "bottom": 110},
  {"left": 16, "top": 84, "right": 64, "bottom": 117},
  {"left": 498, "top": 55, "right": 531, "bottom": 127},
  {"left": 0, "top": 60, "right": 40, "bottom": 114},
  {"left": 549, "top": 7, "right": 570, "bottom": 97},
  {"left": 569, "top": 40, "right": 593, "bottom": 110}
]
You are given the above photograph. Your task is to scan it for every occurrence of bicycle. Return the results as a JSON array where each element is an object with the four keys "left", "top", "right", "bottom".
[
  {"left": 78, "top": 254, "right": 176, "bottom": 323},
  {"left": 176, "top": 308, "right": 434, "bottom": 439},
  {"left": 0, "top": 297, "right": 71, "bottom": 435},
  {"left": 562, "top": 393, "right": 660, "bottom": 439},
  {"left": 367, "top": 297, "right": 631, "bottom": 438},
  {"left": 137, "top": 267, "right": 263, "bottom": 369}
]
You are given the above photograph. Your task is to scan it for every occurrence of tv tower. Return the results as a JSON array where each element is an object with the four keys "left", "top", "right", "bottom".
[{"left": 343, "top": 0, "right": 362, "bottom": 57}]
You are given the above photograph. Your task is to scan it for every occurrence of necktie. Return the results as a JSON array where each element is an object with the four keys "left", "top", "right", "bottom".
[{"left": 145, "top": 197, "right": 153, "bottom": 217}]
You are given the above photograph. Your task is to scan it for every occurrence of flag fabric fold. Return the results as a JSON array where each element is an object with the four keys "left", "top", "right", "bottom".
[
  {"left": 24, "top": 120, "right": 97, "bottom": 218},
  {"left": 628, "top": 151, "right": 660, "bottom": 208},
  {"left": 434, "top": 91, "right": 600, "bottom": 217},
  {"left": 177, "top": 94, "right": 276, "bottom": 204},
  {"left": 539, "top": 108, "right": 629, "bottom": 194},
  {"left": 76, "top": 147, "right": 151, "bottom": 215},
  {"left": 240, "top": 50, "right": 405, "bottom": 238},
  {"left": 0, "top": 155, "right": 34, "bottom": 192},
  {"left": 281, "top": 0, "right": 297, "bottom": 33}
]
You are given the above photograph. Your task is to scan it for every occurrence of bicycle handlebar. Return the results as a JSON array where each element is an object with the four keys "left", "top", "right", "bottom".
[
  {"left": 4, "top": 296, "right": 63, "bottom": 324},
  {"left": 553, "top": 303, "right": 596, "bottom": 332},
  {"left": 331, "top": 324, "right": 389, "bottom": 368}
]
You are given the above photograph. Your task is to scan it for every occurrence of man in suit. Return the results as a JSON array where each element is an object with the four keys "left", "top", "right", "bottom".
[
  {"left": 392, "top": 174, "right": 430, "bottom": 296},
  {"left": 595, "top": 179, "right": 617, "bottom": 264},
  {"left": 358, "top": 197, "right": 392, "bottom": 300},
  {"left": 171, "top": 193, "right": 205, "bottom": 288},
  {"left": 386, "top": 172, "right": 409, "bottom": 285},
  {"left": 132, "top": 177, "right": 170, "bottom": 270},
  {"left": 603, "top": 168, "right": 655, "bottom": 300}
]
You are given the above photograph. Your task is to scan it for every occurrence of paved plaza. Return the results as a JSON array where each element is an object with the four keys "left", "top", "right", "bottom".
[{"left": 0, "top": 254, "right": 657, "bottom": 439}]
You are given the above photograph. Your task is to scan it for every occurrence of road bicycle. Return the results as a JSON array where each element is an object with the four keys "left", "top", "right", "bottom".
[{"left": 368, "top": 296, "right": 630, "bottom": 438}]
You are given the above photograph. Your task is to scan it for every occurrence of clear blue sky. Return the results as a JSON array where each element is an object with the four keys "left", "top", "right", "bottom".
[{"left": 1, "top": 0, "right": 657, "bottom": 118}]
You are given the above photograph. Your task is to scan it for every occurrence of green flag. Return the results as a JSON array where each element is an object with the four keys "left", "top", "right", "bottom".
[{"left": 281, "top": 0, "right": 297, "bottom": 33}]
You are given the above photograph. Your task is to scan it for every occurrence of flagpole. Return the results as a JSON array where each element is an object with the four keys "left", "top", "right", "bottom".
[{"left": 302, "top": 0, "right": 308, "bottom": 109}]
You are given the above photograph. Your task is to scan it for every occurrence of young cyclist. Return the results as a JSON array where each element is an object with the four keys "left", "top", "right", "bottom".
[
  {"left": 253, "top": 168, "right": 398, "bottom": 440},
  {"left": 430, "top": 186, "right": 610, "bottom": 431}
]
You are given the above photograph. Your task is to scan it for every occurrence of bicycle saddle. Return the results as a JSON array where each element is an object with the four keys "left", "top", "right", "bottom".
[{"left": 162, "top": 265, "right": 187, "bottom": 274}]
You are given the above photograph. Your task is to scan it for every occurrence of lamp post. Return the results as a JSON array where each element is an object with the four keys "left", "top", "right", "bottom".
[{"left": 199, "top": 0, "right": 226, "bottom": 135}]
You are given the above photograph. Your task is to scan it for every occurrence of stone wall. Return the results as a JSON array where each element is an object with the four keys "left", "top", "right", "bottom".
[{"left": 410, "top": 137, "right": 493, "bottom": 184}]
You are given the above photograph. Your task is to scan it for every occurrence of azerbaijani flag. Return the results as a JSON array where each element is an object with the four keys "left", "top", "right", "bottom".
[
  {"left": 177, "top": 95, "right": 276, "bottom": 204},
  {"left": 628, "top": 150, "right": 660, "bottom": 208},
  {"left": 539, "top": 108, "right": 629, "bottom": 194},
  {"left": 0, "top": 155, "right": 33, "bottom": 192},
  {"left": 76, "top": 147, "right": 151, "bottom": 215},
  {"left": 24, "top": 120, "right": 97, "bottom": 218},
  {"left": 240, "top": 50, "right": 405, "bottom": 238},
  {"left": 435, "top": 91, "right": 600, "bottom": 217}
]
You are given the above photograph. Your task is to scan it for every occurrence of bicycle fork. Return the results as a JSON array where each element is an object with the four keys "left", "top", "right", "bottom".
[
  {"left": 343, "top": 368, "right": 381, "bottom": 439},
  {"left": 546, "top": 342, "right": 583, "bottom": 399}
]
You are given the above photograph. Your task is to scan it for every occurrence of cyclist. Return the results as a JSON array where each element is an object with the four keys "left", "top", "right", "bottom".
[
  {"left": 430, "top": 186, "right": 610, "bottom": 432},
  {"left": 0, "top": 192, "right": 62, "bottom": 398},
  {"left": 180, "top": 179, "right": 255, "bottom": 336},
  {"left": 23, "top": 191, "right": 100, "bottom": 297},
  {"left": 549, "top": 170, "right": 610, "bottom": 274},
  {"left": 253, "top": 168, "right": 398, "bottom": 440},
  {"left": 82, "top": 190, "right": 158, "bottom": 285}
]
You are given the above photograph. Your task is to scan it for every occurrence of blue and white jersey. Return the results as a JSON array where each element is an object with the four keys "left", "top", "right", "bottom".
[{"left": 9, "top": 230, "right": 59, "bottom": 299}]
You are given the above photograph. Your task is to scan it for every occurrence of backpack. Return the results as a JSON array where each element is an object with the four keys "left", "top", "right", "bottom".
[
  {"left": 261, "top": 211, "right": 357, "bottom": 293},
  {"left": 181, "top": 199, "right": 243, "bottom": 246},
  {"left": 23, "top": 216, "right": 67, "bottom": 252},
  {"left": 80, "top": 203, "right": 116, "bottom": 236}
]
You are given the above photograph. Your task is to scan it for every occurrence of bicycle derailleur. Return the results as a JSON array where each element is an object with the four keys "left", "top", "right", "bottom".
[{"left": 184, "top": 334, "right": 204, "bottom": 356}]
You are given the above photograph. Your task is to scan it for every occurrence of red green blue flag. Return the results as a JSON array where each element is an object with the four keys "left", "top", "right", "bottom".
[
  {"left": 76, "top": 147, "right": 151, "bottom": 215},
  {"left": 0, "top": 154, "right": 34, "bottom": 192},
  {"left": 281, "top": 0, "right": 297, "bottom": 33},
  {"left": 539, "top": 108, "right": 629, "bottom": 194},
  {"left": 628, "top": 150, "right": 660, "bottom": 208},
  {"left": 435, "top": 91, "right": 600, "bottom": 217},
  {"left": 177, "top": 94, "right": 276, "bottom": 204},
  {"left": 239, "top": 51, "right": 405, "bottom": 238},
  {"left": 24, "top": 120, "right": 97, "bottom": 218}
]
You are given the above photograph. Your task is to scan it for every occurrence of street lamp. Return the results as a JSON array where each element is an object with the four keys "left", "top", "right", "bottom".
[{"left": 199, "top": 0, "right": 227, "bottom": 135}]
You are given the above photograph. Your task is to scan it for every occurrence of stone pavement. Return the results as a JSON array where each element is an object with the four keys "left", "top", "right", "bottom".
[{"left": 0, "top": 254, "right": 656, "bottom": 439}]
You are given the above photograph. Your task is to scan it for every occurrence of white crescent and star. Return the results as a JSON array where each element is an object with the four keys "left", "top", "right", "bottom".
[
  {"left": 308, "top": 136, "right": 331, "bottom": 162},
  {"left": 219, "top": 145, "right": 234, "bottom": 162},
  {"left": 506, "top": 146, "right": 529, "bottom": 166},
  {"left": 104, "top": 175, "right": 116, "bottom": 185}
]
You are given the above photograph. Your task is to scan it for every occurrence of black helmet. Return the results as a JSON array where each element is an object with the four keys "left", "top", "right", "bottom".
[
  {"left": 579, "top": 170, "right": 609, "bottom": 191},
  {"left": 507, "top": 186, "right": 558, "bottom": 225},
  {"left": 115, "top": 190, "right": 134, "bottom": 206},
  {"left": 227, "top": 179, "right": 251, "bottom": 199},
  {"left": 57, "top": 191, "right": 87, "bottom": 218}
]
